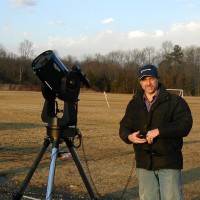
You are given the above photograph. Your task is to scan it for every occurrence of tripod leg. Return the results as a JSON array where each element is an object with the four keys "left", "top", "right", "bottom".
[
  {"left": 64, "top": 138, "right": 97, "bottom": 200},
  {"left": 46, "top": 139, "right": 59, "bottom": 200},
  {"left": 13, "top": 137, "right": 51, "bottom": 200}
]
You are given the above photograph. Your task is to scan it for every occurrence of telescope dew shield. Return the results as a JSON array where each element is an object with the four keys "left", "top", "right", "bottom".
[{"left": 32, "top": 50, "right": 69, "bottom": 100}]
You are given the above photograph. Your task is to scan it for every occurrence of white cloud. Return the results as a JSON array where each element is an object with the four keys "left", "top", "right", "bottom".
[
  {"left": 153, "top": 30, "right": 164, "bottom": 37},
  {"left": 128, "top": 29, "right": 163, "bottom": 38},
  {"left": 22, "top": 31, "right": 33, "bottom": 39},
  {"left": 128, "top": 30, "right": 147, "bottom": 38},
  {"left": 42, "top": 36, "right": 76, "bottom": 50},
  {"left": 171, "top": 22, "right": 200, "bottom": 32},
  {"left": 47, "top": 20, "right": 66, "bottom": 26},
  {"left": 1, "top": 27, "right": 10, "bottom": 33},
  {"left": 186, "top": 3, "right": 195, "bottom": 9},
  {"left": 11, "top": 0, "right": 38, "bottom": 7},
  {"left": 105, "top": 30, "right": 113, "bottom": 34},
  {"left": 6, "top": 21, "right": 200, "bottom": 59},
  {"left": 101, "top": 18, "right": 115, "bottom": 24}
]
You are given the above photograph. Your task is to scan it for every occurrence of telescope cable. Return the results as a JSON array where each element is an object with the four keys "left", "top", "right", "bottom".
[{"left": 80, "top": 132, "right": 135, "bottom": 200}]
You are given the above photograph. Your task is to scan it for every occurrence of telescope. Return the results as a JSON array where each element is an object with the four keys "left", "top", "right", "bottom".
[
  {"left": 13, "top": 50, "right": 97, "bottom": 200},
  {"left": 32, "top": 50, "right": 90, "bottom": 102}
]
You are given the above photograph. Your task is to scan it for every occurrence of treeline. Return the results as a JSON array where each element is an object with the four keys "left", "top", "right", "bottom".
[{"left": 1, "top": 40, "right": 200, "bottom": 95}]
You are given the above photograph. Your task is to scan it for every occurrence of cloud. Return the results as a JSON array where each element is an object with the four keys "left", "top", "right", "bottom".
[
  {"left": 128, "top": 30, "right": 147, "bottom": 38},
  {"left": 128, "top": 29, "right": 164, "bottom": 38},
  {"left": 1, "top": 27, "right": 10, "bottom": 33},
  {"left": 170, "top": 22, "right": 200, "bottom": 32},
  {"left": 11, "top": 0, "right": 38, "bottom": 7},
  {"left": 48, "top": 36, "right": 75, "bottom": 47},
  {"left": 153, "top": 30, "right": 164, "bottom": 37},
  {"left": 101, "top": 18, "right": 115, "bottom": 24},
  {"left": 22, "top": 31, "right": 33, "bottom": 39},
  {"left": 186, "top": 3, "right": 195, "bottom": 9},
  {"left": 7, "top": 21, "right": 200, "bottom": 59},
  {"left": 47, "top": 20, "right": 66, "bottom": 26}
]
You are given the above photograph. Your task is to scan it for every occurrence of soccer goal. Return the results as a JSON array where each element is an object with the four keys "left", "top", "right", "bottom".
[{"left": 167, "top": 89, "right": 184, "bottom": 98}]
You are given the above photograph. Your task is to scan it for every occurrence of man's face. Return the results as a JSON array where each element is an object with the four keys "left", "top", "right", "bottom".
[{"left": 139, "top": 76, "right": 158, "bottom": 95}]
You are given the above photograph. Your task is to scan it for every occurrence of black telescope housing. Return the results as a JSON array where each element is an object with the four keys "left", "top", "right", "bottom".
[
  {"left": 32, "top": 50, "right": 90, "bottom": 102},
  {"left": 31, "top": 50, "right": 90, "bottom": 126}
]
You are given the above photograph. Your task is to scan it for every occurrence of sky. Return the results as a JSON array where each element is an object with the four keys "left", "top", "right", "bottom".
[{"left": 1, "top": 0, "right": 200, "bottom": 59}]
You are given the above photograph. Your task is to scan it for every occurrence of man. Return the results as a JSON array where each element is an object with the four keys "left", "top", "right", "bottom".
[{"left": 119, "top": 64, "right": 193, "bottom": 200}]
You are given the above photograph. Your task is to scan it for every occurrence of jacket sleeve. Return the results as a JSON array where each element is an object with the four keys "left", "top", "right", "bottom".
[
  {"left": 119, "top": 100, "right": 135, "bottom": 144},
  {"left": 158, "top": 95, "right": 193, "bottom": 138}
]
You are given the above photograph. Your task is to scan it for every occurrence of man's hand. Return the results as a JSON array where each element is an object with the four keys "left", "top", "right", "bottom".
[
  {"left": 146, "top": 128, "right": 160, "bottom": 144},
  {"left": 128, "top": 131, "right": 147, "bottom": 144}
]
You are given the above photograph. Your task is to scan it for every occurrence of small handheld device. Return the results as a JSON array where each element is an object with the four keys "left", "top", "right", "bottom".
[{"left": 137, "top": 132, "right": 146, "bottom": 139}]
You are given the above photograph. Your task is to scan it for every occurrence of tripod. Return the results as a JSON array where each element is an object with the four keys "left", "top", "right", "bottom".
[{"left": 13, "top": 100, "right": 97, "bottom": 200}]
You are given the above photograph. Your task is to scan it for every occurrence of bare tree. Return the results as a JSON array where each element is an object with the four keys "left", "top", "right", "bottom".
[
  {"left": 184, "top": 46, "right": 200, "bottom": 95},
  {"left": 128, "top": 49, "right": 144, "bottom": 66},
  {"left": 18, "top": 40, "right": 34, "bottom": 83},
  {"left": 0, "top": 44, "right": 7, "bottom": 58},
  {"left": 161, "top": 41, "right": 173, "bottom": 55},
  {"left": 142, "top": 46, "right": 157, "bottom": 64},
  {"left": 18, "top": 39, "right": 34, "bottom": 59}
]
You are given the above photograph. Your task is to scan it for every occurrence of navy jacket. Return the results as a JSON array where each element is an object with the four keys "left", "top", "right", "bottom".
[{"left": 119, "top": 83, "right": 193, "bottom": 170}]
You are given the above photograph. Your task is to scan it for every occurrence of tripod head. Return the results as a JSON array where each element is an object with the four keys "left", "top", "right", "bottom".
[{"left": 31, "top": 50, "right": 90, "bottom": 130}]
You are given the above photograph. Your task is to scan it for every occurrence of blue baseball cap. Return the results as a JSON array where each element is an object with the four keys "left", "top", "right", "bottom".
[{"left": 139, "top": 64, "right": 158, "bottom": 80}]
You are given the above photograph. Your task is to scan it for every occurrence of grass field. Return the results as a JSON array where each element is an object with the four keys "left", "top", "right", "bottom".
[{"left": 0, "top": 91, "right": 200, "bottom": 200}]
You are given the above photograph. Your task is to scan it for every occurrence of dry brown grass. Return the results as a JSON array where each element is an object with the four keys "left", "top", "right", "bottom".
[{"left": 0, "top": 91, "right": 200, "bottom": 200}]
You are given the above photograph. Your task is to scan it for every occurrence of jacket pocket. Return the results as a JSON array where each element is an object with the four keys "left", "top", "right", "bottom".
[{"left": 152, "top": 138, "right": 183, "bottom": 155}]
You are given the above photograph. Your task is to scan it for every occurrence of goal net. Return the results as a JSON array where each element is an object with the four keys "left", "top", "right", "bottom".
[{"left": 167, "top": 89, "right": 184, "bottom": 98}]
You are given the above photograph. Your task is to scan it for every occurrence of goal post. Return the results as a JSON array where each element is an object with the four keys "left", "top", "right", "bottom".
[{"left": 167, "top": 89, "right": 184, "bottom": 98}]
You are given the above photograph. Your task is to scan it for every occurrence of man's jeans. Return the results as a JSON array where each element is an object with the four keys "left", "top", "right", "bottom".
[{"left": 137, "top": 168, "right": 183, "bottom": 200}]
